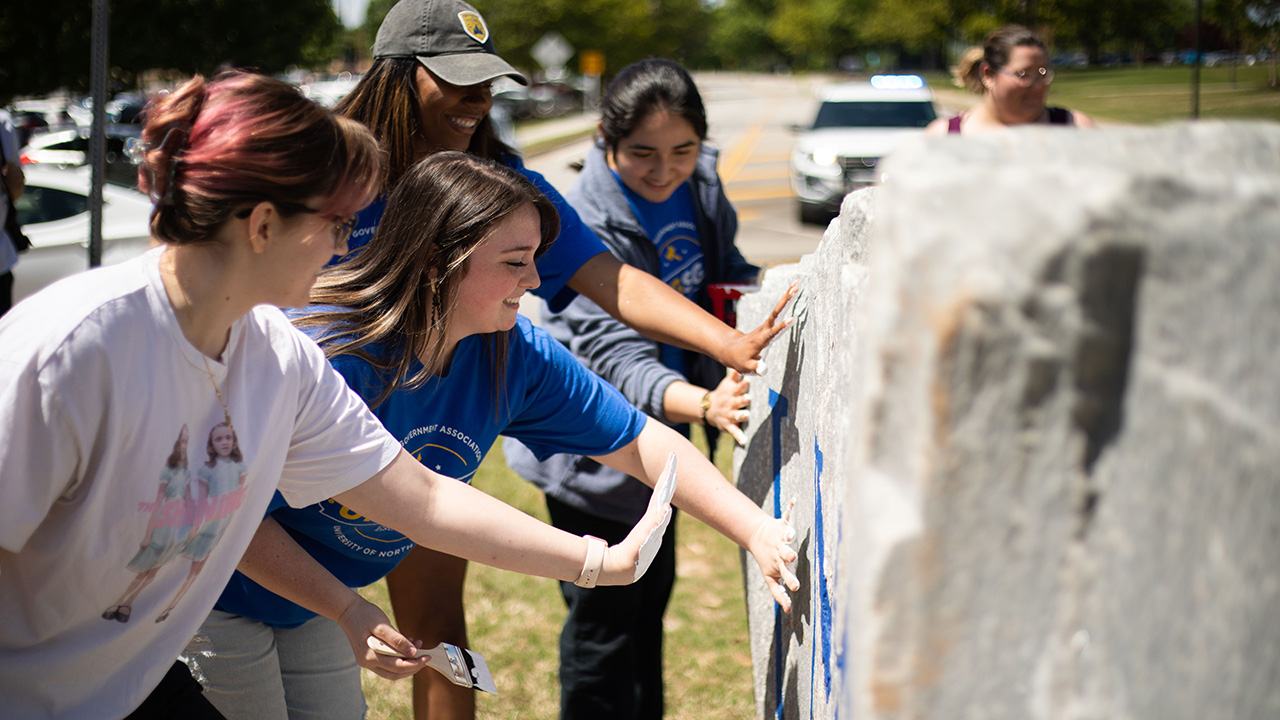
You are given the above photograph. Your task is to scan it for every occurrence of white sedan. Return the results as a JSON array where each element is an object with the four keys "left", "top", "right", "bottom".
[
  {"left": 790, "top": 75, "right": 938, "bottom": 224},
  {"left": 12, "top": 166, "right": 153, "bottom": 302}
]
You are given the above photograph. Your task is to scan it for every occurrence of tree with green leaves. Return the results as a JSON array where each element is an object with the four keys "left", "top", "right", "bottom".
[
  {"left": 0, "top": 0, "right": 345, "bottom": 98},
  {"left": 466, "top": 0, "right": 712, "bottom": 79},
  {"left": 766, "top": 0, "right": 867, "bottom": 70},
  {"left": 709, "top": 0, "right": 786, "bottom": 71},
  {"left": 1246, "top": 0, "right": 1280, "bottom": 85}
]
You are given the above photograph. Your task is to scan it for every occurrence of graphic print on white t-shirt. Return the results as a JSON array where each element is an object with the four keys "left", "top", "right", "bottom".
[{"left": 101, "top": 419, "right": 251, "bottom": 624}]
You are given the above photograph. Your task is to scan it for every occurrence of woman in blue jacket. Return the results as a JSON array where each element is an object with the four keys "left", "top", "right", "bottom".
[{"left": 506, "top": 58, "right": 773, "bottom": 719}]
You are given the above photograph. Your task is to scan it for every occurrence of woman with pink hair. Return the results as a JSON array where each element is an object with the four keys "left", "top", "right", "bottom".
[{"left": 0, "top": 71, "right": 672, "bottom": 720}]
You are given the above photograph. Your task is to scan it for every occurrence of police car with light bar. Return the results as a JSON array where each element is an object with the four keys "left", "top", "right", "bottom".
[{"left": 790, "top": 75, "right": 937, "bottom": 224}]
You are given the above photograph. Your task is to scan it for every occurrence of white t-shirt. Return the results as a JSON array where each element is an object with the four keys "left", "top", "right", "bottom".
[{"left": 0, "top": 247, "right": 402, "bottom": 719}]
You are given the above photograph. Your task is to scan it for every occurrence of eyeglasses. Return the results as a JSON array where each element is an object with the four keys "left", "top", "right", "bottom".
[
  {"left": 235, "top": 201, "right": 358, "bottom": 249},
  {"left": 999, "top": 66, "right": 1055, "bottom": 87}
]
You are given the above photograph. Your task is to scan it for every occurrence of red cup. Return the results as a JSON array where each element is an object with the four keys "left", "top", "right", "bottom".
[{"left": 706, "top": 283, "right": 759, "bottom": 328}]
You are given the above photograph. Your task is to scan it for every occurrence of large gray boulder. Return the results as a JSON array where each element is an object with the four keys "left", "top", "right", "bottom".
[{"left": 733, "top": 122, "right": 1280, "bottom": 719}]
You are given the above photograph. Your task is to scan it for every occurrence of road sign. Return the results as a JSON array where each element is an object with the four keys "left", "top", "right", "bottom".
[
  {"left": 580, "top": 50, "right": 605, "bottom": 76},
  {"left": 531, "top": 32, "right": 574, "bottom": 72}
]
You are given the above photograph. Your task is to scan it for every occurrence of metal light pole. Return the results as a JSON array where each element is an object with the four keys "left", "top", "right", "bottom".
[
  {"left": 1192, "top": 0, "right": 1203, "bottom": 119},
  {"left": 89, "top": 0, "right": 109, "bottom": 267}
]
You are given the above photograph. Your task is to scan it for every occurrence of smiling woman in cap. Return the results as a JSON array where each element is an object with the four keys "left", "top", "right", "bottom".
[{"left": 328, "top": 1, "right": 796, "bottom": 718}]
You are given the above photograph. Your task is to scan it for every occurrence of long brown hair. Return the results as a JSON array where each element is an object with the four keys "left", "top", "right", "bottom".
[
  {"left": 296, "top": 152, "right": 558, "bottom": 410},
  {"left": 165, "top": 426, "right": 189, "bottom": 470},
  {"left": 335, "top": 58, "right": 517, "bottom": 194}
]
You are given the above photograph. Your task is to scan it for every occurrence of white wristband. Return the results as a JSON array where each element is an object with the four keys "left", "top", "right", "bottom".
[{"left": 574, "top": 535, "right": 608, "bottom": 588}]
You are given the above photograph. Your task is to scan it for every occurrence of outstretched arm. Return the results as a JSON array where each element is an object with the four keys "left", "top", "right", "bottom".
[
  {"left": 335, "top": 450, "right": 672, "bottom": 586},
  {"left": 235, "top": 517, "right": 428, "bottom": 680},
  {"left": 661, "top": 370, "right": 752, "bottom": 446},
  {"left": 568, "top": 252, "right": 796, "bottom": 375},
  {"left": 590, "top": 420, "right": 800, "bottom": 612}
]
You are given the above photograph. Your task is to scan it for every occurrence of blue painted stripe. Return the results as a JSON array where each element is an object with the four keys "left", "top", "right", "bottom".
[
  {"left": 815, "top": 440, "right": 833, "bottom": 700},
  {"left": 769, "top": 389, "right": 789, "bottom": 719}
]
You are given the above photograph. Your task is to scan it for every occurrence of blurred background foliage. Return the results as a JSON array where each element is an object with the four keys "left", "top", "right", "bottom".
[
  {"left": 1, "top": 0, "right": 1277, "bottom": 112},
  {"left": 0, "top": 0, "right": 344, "bottom": 98}
]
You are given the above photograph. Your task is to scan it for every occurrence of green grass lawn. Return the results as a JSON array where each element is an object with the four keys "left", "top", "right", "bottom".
[
  {"left": 358, "top": 432, "right": 755, "bottom": 719},
  {"left": 922, "top": 63, "right": 1280, "bottom": 124}
]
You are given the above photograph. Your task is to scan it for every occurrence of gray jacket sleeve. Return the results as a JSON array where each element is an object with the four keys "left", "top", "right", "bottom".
[{"left": 551, "top": 293, "right": 684, "bottom": 424}]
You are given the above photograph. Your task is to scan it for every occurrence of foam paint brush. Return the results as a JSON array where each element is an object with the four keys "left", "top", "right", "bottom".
[{"left": 367, "top": 636, "right": 498, "bottom": 694}]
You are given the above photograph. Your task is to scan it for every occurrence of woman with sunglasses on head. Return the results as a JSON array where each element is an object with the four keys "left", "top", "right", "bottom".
[
  {"left": 926, "top": 25, "right": 1096, "bottom": 135},
  {"left": 0, "top": 72, "right": 672, "bottom": 720},
  {"left": 190, "top": 151, "right": 799, "bottom": 720}
]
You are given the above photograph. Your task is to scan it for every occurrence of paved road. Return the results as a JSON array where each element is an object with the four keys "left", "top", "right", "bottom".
[{"left": 524, "top": 73, "right": 835, "bottom": 270}]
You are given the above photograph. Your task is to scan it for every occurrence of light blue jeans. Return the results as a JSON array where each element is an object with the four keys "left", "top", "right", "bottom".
[{"left": 182, "top": 610, "right": 366, "bottom": 720}]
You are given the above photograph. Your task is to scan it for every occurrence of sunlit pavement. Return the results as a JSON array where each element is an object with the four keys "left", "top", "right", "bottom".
[{"left": 518, "top": 72, "right": 971, "bottom": 322}]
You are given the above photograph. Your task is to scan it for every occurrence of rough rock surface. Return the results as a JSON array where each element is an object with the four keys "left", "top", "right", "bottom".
[{"left": 733, "top": 122, "right": 1280, "bottom": 719}]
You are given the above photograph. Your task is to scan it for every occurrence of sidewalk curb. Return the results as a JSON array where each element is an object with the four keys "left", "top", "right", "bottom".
[
  {"left": 516, "top": 113, "right": 599, "bottom": 158},
  {"left": 520, "top": 126, "right": 597, "bottom": 157}
]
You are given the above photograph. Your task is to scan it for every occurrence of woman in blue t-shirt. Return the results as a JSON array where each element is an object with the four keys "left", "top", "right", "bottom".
[
  {"left": 506, "top": 57, "right": 769, "bottom": 719},
  {"left": 192, "top": 152, "right": 800, "bottom": 719},
  {"left": 337, "top": 2, "right": 795, "bottom": 715}
]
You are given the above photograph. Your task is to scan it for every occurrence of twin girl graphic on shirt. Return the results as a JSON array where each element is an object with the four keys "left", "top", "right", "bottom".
[{"left": 102, "top": 422, "right": 249, "bottom": 624}]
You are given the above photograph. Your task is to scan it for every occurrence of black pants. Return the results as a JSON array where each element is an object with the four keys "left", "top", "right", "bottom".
[
  {"left": 0, "top": 270, "right": 12, "bottom": 317},
  {"left": 546, "top": 496, "right": 678, "bottom": 720},
  {"left": 124, "top": 660, "right": 225, "bottom": 720}
]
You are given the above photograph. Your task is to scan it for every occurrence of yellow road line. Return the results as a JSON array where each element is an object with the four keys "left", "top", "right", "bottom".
[
  {"left": 753, "top": 152, "right": 794, "bottom": 163},
  {"left": 720, "top": 121, "right": 765, "bottom": 183},
  {"left": 727, "top": 186, "right": 796, "bottom": 202},
  {"left": 729, "top": 166, "right": 794, "bottom": 182}
]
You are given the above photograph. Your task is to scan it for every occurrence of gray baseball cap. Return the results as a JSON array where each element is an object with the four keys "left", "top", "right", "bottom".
[{"left": 372, "top": 0, "right": 528, "bottom": 87}]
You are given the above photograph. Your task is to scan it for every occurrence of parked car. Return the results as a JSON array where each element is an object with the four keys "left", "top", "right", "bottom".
[
  {"left": 11, "top": 166, "right": 153, "bottom": 302},
  {"left": 1099, "top": 52, "right": 1134, "bottom": 67},
  {"left": 789, "top": 75, "right": 937, "bottom": 224},
  {"left": 492, "top": 77, "right": 534, "bottom": 119},
  {"left": 1051, "top": 51, "right": 1089, "bottom": 68},
  {"left": 301, "top": 73, "right": 361, "bottom": 108},
  {"left": 1203, "top": 51, "right": 1241, "bottom": 67},
  {"left": 19, "top": 124, "right": 141, "bottom": 187},
  {"left": 528, "top": 81, "right": 585, "bottom": 118},
  {"left": 106, "top": 92, "right": 148, "bottom": 123},
  {"left": 6, "top": 109, "right": 50, "bottom": 147}
]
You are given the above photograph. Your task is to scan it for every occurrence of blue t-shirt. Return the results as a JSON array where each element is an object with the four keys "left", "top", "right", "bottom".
[
  {"left": 332, "top": 155, "right": 607, "bottom": 312},
  {"left": 214, "top": 315, "right": 646, "bottom": 628},
  {"left": 616, "top": 175, "right": 704, "bottom": 373}
]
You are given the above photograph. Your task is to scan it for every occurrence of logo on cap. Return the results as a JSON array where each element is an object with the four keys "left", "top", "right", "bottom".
[{"left": 458, "top": 11, "right": 488, "bottom": 44}]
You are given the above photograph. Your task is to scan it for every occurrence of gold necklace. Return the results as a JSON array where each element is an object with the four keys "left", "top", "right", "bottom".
[{"left": 169, "top": 261, "right": 234, "bottom": 432}]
